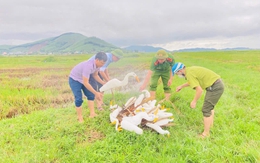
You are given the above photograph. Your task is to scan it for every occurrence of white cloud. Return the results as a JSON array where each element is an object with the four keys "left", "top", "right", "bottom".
[
  {"left": 155, "top": 35, "right": 260, "bottom": 51},
  {"left": 0, "top": 0, "right": 260, "bottom": 50}
]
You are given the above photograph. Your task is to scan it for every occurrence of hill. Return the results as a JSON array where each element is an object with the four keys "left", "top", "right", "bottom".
[
  {"left": 176, "top": 48, "right": 217, "bottom": 52},
  {"left": 1, "top": 33, "right": 119, "bottom": 54},
  {"left": 123, "top": 45, "right": 167, "bottom": 52},
  {"left": 176, "top": 47, "right": 252, "bottom": 52}
]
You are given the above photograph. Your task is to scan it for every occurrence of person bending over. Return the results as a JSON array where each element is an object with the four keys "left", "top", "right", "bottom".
[
  {"left": 69, "top": 52, "right": 107, "bottom": 122},
  {"left": 172, "top": 62, "right": 224, "bottom": 138}
]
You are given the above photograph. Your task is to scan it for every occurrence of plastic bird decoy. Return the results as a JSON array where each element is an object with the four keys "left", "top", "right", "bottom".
[
  {"left": 108, "top": 90, "right": 174, "bottom": 135},
  {"left": 120, "top": 112, "right": 155, "bottom": 134},
  {"left": 99, "top": 72, "right": 140, "bottom": 92},
  {"left": 142, "top": 89, "right": 151, "bottom": 98},
  {"left": 154, "top": 118, "right": 174, "bottom": 126},
  {"left": 134, "top": 93, "right": 145, "bottom": 107},
  {"left": 146, "top": 123, "right": 170, "bottom": 136}
]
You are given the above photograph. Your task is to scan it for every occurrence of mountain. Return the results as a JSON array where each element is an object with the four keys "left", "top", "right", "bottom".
[
  {"left": 123, "top": 45, "right": 167, "bottom": 52},
  {"left": 1, "top": 33, "right": 119, "bottom": 54},
  {"left": 176, "top": 47, "right": 252, "bottom": 52},
  {"left": 176, "top": 48, "right": 217, "bottom": 52},
  {"left": 221, "top": 47, "right": 251, "bottom": 51}
]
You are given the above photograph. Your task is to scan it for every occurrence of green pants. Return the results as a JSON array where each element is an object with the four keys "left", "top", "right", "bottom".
[
  {"left": 202, "top": 80, "right": 224, "bottom": 117},
  {"left": 150, "top": 71, "right": 171, "bottom": 93}
]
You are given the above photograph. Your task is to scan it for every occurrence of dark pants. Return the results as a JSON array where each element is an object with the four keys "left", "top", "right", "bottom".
[
  {"left": 202, "top": 79, "right": 224, "bottom": 117},
  {"left": 69, "top": 77, "right": 95, "bottom": 107},
  {"left": 150, "top": 71, "right": 171, "bottom": 93},
  {"left": 89, "top": 72, "right": 103, "bottom": 92}
]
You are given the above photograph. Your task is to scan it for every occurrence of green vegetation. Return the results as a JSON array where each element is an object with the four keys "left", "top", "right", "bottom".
[{"left": 0, "top": 51, "right": 259, "bottom": 162}]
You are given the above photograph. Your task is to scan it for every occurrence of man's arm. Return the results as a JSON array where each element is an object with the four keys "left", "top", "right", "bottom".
[
  {"left": 190, "top": 86, "right": 203, "bottom": 108},
  {"left": 104, "top": 69, "right": 110, "bottom": 80},
  {"left": 99, "top": 69, "right": 110, "bottom": 82},
  {"left": 92, "top": 71, "right": 106, "bottom": 85},
  {"left": 176, "top": 82, "right": 190, "bottom": 92},
  {"left": 83, "top": 76, "right": 98, "bottom": 94},
  {"left": 139, "top": 70, "right": 153, "bottom": 91},
  {"left": 168, "top": 70, "right": 174, "bottom": 86}
]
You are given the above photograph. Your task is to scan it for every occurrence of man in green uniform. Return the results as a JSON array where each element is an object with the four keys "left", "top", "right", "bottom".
[
  {"left": 140, "top": 49, "right": 175, "bottom": 100},
  {"left": 172, "top": 62, "right": 224, "bottom": 138}
]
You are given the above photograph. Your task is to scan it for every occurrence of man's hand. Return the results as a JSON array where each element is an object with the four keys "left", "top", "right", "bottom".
[
  {"left": 176, "top": 86, "right": 182, "bottom": 92},
  {"left": 167, "top": 80, "right": 172, "bottom": 86},
  {"left": 95, "top": 92, "right": 103, "bottom": 100},
  {"left": 190, "top": 100, "right": 196, "bottom": 109}
]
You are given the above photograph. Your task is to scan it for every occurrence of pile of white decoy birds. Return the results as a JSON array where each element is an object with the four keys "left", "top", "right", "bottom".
[{"left": 109, "top": 89, "right": 174, "bottom": 136}]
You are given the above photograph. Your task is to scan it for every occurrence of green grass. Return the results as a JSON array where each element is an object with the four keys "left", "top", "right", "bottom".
[{"left": 0, "top": 51, "right": 260, "bottom": 162}]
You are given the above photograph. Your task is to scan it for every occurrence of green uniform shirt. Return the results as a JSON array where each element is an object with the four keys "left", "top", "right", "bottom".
[
  {"left": 186, "top": 66, "right": 220, "bottom": 90},
  {"left": 149, "top": 55, "right": 175, "bottom": 72}
]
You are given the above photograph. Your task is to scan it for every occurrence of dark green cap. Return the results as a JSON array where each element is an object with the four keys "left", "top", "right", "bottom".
[
  {"left": 155, "top": 49, "right": 168, "bottom": 59},
  {"left": 111, "top": 49, "right": 124, "bottom": 58}
]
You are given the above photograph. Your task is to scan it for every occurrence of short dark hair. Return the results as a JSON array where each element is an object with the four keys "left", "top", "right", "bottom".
[{"left": 95, "top": 52, "right": 107, "bottom": 62}]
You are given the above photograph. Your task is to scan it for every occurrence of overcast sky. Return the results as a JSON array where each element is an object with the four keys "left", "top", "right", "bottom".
[{"left": 1, "top": 0, "right": 260, "bottom": 50}]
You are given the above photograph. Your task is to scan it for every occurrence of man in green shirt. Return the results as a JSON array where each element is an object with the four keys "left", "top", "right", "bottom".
[
  {"left": 172, "top": 62, "right": 224, "bottom": 138},
  {"left": 140, "top": 49, "right": 175, "bottom": 100}
]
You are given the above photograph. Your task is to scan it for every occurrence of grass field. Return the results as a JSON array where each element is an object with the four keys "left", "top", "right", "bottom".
[{"left": 0, "top": 51, "right": 259, "bottom": 162}]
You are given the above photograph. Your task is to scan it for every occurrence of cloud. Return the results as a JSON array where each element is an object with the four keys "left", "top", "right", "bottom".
[
  {"left": 155, "top": 35, "right": 260, "bottom": 50},
  {"left": 1, "top": 0, "right": 260, "bottom": 50}
]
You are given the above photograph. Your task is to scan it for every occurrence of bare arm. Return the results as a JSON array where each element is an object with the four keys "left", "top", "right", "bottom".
[
  {"left": 104, "top": 69, "right": 110, "bottom": 81},
  {"left": 190, "top": 86, "right": 203, "bottom": 109},
  {"left": 99, "top": 69, "right": 110, "bottom": 82},
  {"left": 168, "top": 70, "right": 174, "bottom": 86},
  {"left": 82, "top": 76, "right": 100, "bottom": 99},
  {"left": 92, "top": 71, "right": 106, "bottom": 85},
  {"left": 139, "top": 70, "right": 153, "bottom": 91},
  {"left": 176, "top": 82, "right": 190, "bottom": 92}
]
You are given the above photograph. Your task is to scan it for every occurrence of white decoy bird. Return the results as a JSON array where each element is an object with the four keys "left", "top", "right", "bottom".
[
  {"left": 109, "top": 104, "right": 119, "bottom": 110},
  {"left": 122, "top": 112, "right": 155, "bottom": 126},
  {"left": 112, "top": 119, "right": 121, "bottom": 131},
  {"left": 152, "top": 112, "right": 173, "bottom": 123},
  {"left": 134, "top": 105, "right": 145, "bottom": 114},
  {"left": 134, "top": 93, "right": 145, "bottom": 107},
  {"left": 109, "top": 105, "right": 123, "bottom": 131},
  {"left": 138, "top": 100, "right": 157, "bottom": 113},
  {"left": 149, "top": 105, "right": 173, "bottom": 122},
  {"left": 146, "top": 123, "right": 170, "bottom": 136},
  {"left": 136, "top": 103, "right": 153, "bottom": 113},
  {"left": 124, "top": 96, "right": 136, "bottom": 108},
  {"left": 120, "top": 112, "right": 155, "bottom": 134},
  {"left": 109, "top": 90, "right": 173, "bottom": 135},
  {"left": 120, "top": 119, "right": 143, "bottom": 135},
  {"left": 148, "top": 100, "right": 157, "bottom": 108},
  {"left": 109, "top": 105, "right": 122, "bottom": 123},
  {"left": 142, "top": 89, "right": 151, "bottom": 98},
  {"left": 142, "top": 103, "right": 151, "bottom": 108},
  {"left": 156, "top": 110, "right": 173, "bottom": 119},
  {"left": 99, "top": 72, "right": 140, "bottom": 92},
  {"left": 154, "top": 118, "right": 174, "bottom": 126}
]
